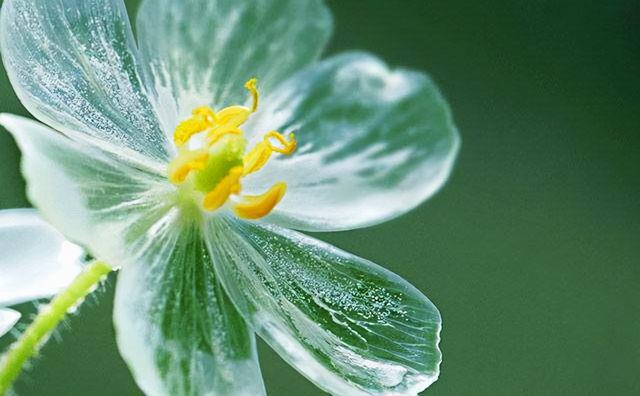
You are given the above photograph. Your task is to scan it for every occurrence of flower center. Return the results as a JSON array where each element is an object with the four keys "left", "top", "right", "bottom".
[{"left": 167, "top": 78, "right": 296, "bottom": 219}]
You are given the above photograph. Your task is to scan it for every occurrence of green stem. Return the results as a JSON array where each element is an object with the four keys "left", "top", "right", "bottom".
[{"left": 0, "top": 261, "right": 113, "bottom": 394}]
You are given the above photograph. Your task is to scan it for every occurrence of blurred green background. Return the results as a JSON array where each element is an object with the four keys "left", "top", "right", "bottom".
[{"left": 1, "top": 0, "right": 638, "bottom": 395}]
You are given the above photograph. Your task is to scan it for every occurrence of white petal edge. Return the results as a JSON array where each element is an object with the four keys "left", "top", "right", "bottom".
[
  {"left": 206, "top": 217, "right": 442, "bottom": 396},
  {"left": 0, "top": 0, "right": 171, "bottom": 162},
  {"left": 0, "top": 308, "right": 20, "bottom": 338},
  {"left": 243, "top": 52, "right": 461, "bottom": 231},
  {"left": 0, "top": 208, "right": 84, "bottom": 306},
  {"left": 0, "top": 113, "right": 173, "bottom": 269}
]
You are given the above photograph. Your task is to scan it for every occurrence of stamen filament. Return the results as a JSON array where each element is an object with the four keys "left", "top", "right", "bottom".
[{"left": 0, "top": 261, "right": 113, "bottom": 394}]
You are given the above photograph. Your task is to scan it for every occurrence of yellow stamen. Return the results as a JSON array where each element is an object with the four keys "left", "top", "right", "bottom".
[
  {"left": 207, "top": 128, "right": 243, "bottom": 146},
  {"left": 173, "top": 106, "right": 216, "bottom": 147},
  {"left": 242, "top": 141, "right": 271, "bottom": 176},
  {"left": 244, "top": 77, "right": 259, "bottom": 113},
  {"left": 265, "top": 131, "right": 297, "bottom": 154},
  {"left": 193, "top": 106, "right": 217, "bottom": 119},
  {"left": 214, "top": 105, "right": 251, "bottom": 129},
  {"left": 243, "top": 131, "right": 297, "bottom": 175},
  {"left": 203, "top": 166, "right": 244, "bottom": 211},
  {"left": 167, "top": 149, "right": 209, "bottom": 184},
  {"left": 203, "top": 77, "right": 258, "bottom": 144},
  {"left": 167, "top": 79, "right": 295, "bottom": 219},
  {"left": 234, "top": 182, "right": 287, "bottom": 220}
]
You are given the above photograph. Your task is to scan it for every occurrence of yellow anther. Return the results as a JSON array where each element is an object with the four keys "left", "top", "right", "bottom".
[
  {"left": 192, "top": 106, "right": 217, "bottom": 120},
  {"left": 234, "top": 182, "right": 287, "bottom": 220},
  {"left": 206, "top": 105, "right": 251, "bottom": 143},
  {"left": 243, "top": 141, "right": 271, "bottom": 176},
  {"left": 207, "top": 128, "right": 243, "bottom": 147},
  {"left": 244, "top": 78, "right": 259, "bottom": 113},
  {"left": 167, "top": 149, "right": 209, "bottom": 184},
  {"left": 243, "top": 131, "right": 297, "bottom": 176},
  {"left": 203, "top": 166, "right": 244, "bottom": 211},
  {"left": 173, "top": 106, "right": 216, "bottom": 147}
]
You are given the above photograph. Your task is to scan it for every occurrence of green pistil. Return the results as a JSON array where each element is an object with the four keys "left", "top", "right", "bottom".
[
  {"left": 192, "top": 134, "right": 246, "bottom": 193},
  {"left": 0, "top": 261, "right": 113, "bottom": 394}
]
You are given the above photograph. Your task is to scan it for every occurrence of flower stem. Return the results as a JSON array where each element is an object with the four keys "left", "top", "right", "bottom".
[{"left": 0, "top": 261, "right": 113, "bottom": 394}]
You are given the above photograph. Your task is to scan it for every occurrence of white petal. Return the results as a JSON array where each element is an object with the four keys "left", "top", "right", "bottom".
[
  {"left": 206, "top": 217, "right": 442, "bottom": 396},
  {"left": 135, "top": 0, "right": 333, "bottom": 131},
  {"left": 243, "top": 52, "right": 460, "bottom": 231},
  {"left": 0, "top": 114, "right": 263, "bottom": 394},
  {"left": 114, "top": 209, "right": 265, "bottom": 396},
  {"left": 0, "top": 114, "right": 173, "bottom": 269},
  {"left": 0, "top": 209, "right": 84, "bottom": 306},
  {"left": 0, "top": 308, "right": 21, "bottom": 338},
  {"left": 0, "top": 0, "right": 171, "bottom": 162}
]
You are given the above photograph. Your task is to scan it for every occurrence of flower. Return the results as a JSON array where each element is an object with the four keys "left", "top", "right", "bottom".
[
  {"left": 0, "top": 0, "right": 460, "bottom": 395},
  {"left": 0, "top": 209, "right": 84, "bottom": 337}
]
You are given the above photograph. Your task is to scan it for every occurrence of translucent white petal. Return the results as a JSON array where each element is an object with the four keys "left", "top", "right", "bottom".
[
  {"left": 0, "top": 209, "right": 84, "bottom": 306},
  {"left": 206, "top": 217, "right": 442, "bottom": 396},
  {"left": 0, "top": 0, "right": 171, "bottom": 162},
  {"left": 114, "top": 210, "right": 265, "bottom": 396},
  {"left": 242, "top": 52, "right": 460, "bottom": 231},
  {"left": 0, "top": 114, "right": 173, "bottom": 269},
  {"left": 0, "top": 114, "right": 263, "bottom": 394},
  {"left": 0, "top": 308, "right": 21, "bottom": 338},
  {"left": 135, "top": 0, "right": 333, "bottom": 132}
]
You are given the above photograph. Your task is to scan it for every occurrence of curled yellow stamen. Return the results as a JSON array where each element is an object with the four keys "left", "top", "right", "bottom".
[
  {"left": 203, "top": 166, "right": 244, "bottom": 211},
  {"left": 265, "top": 131, "right": 297, "bottom": 154},
  {"left": 167, "top": 149, "right": 209, "bottom": 184},
  {"left": 243, "top": 131, "right": 296, "bottom": 176},
  {"left": 234, "top": 182, "right": 287, "bottom": 220}
]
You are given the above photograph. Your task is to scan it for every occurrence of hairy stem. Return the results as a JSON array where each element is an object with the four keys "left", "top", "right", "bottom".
[{"left": 0, "top": 261, "right": 113, "bottom": 394}]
